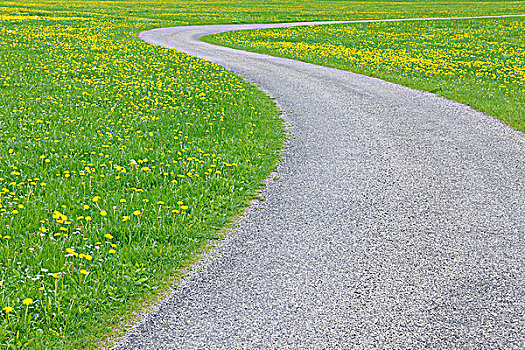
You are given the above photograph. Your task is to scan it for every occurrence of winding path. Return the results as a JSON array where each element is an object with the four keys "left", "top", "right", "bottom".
[{"left": 115, "top": 16, "right": 525, "bottom": 349}]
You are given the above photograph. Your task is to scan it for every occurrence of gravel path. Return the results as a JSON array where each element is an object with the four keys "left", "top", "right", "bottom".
[{"left": 115, "top": 16, "right": 525, "bottom": 349}]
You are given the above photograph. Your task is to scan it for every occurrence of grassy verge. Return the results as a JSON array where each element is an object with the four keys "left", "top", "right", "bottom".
[
  {"left": 1, "top": 1, "right": 524, "bottom": 349},
  {"left": 207, "top": 16, "right": 525, "bottom": 132},
  {"left": 0, "top": 7, "right": 286, "bottom": 350}
]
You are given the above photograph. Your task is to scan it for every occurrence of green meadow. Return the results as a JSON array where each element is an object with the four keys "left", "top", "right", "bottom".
[
  {"left": 209, "top": 17, "right": 525, "bottom": 132},
  {"left": 0, "top": 1, "right": 523, "bottom": 348}
]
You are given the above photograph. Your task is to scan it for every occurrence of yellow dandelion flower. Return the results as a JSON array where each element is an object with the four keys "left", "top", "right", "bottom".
[{"left": 3, "top": 306, "right": 13, "bottom": 313}]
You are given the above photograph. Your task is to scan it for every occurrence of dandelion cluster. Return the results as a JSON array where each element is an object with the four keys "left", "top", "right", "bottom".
[
  {"left": 213, "top": 17, "right": 525, "bottom": 130},
  {"left": 0, "top": 3, "right": 284, "bottom": 348},
  {"left": 2, "top": 0, "right": 525, "bottom": 26}
]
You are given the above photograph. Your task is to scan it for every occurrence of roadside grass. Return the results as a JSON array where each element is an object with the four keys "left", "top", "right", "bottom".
[
  {"left": 207, "top": 17, "right": 525, "bottom": 132},
  {"left": 1, "top": 1, "right": 524, "bottom": 349},
  {"left": 0, "top": 9, "right": 285, "bottom": 350}
]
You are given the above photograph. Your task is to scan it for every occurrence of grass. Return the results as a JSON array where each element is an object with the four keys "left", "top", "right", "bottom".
[
  {"left": 4, "top": 1, "right": 525, "bottom": 25},
  {"left": 0, "top": 1, "right": 524, "bottom": 349},
  {"left": 0, "top": 4, "right": 285, "bottom": 349},
  {"left": 207, "top": 16, "right": 525, "bottom": 132}
]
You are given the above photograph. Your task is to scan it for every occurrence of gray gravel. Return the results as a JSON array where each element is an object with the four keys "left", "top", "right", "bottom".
[{"left": 114, "top": 17, "right": 525, "bottom": 349}]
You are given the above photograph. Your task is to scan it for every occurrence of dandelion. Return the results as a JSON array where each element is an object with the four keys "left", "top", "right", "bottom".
[
  {"left": 108, "top": 249, "right": 116, "bottom": 267},
  {"left": 3, "top": 306, "right": 13, "bottom": 313},
  {"left": 52, "top": 273, "right": 61, "bottom": 305},
  {"left": 104, "top": 233, "right": 113, "bottom": 240},
  {"left": 100, "top": 210, "right": 108, "bottom": 217},
  {"left": 23, "top": 298, "right": 33, "bottom": 322},
  {"left": 3, "top": 306, "right": 13, "bottom": 324},
  {"left": 133, "top": 210, "right": 141, "bottom": 216},
  {"left": 79, "top": 269, "right": 88, "bottom": 285}
]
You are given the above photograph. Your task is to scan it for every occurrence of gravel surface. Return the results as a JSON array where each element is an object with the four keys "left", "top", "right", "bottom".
[{"left": 114, "top": 17, "right": 525, "bottom": 349}]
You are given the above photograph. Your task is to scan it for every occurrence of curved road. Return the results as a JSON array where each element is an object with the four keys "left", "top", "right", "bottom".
[{"left": 115, "top": 17, "right": 525, "bottom": 349}]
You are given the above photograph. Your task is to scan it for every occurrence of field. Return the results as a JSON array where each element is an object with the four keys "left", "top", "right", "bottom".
[
  {"left": 209, "top": 17, "right": 525, "bottom": 132},
  {"left": 1, "top": 1, "right": 524, "bottom": 349},
  {"left": 4, "top": 1, "right": 525, "bottom": 25}
]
